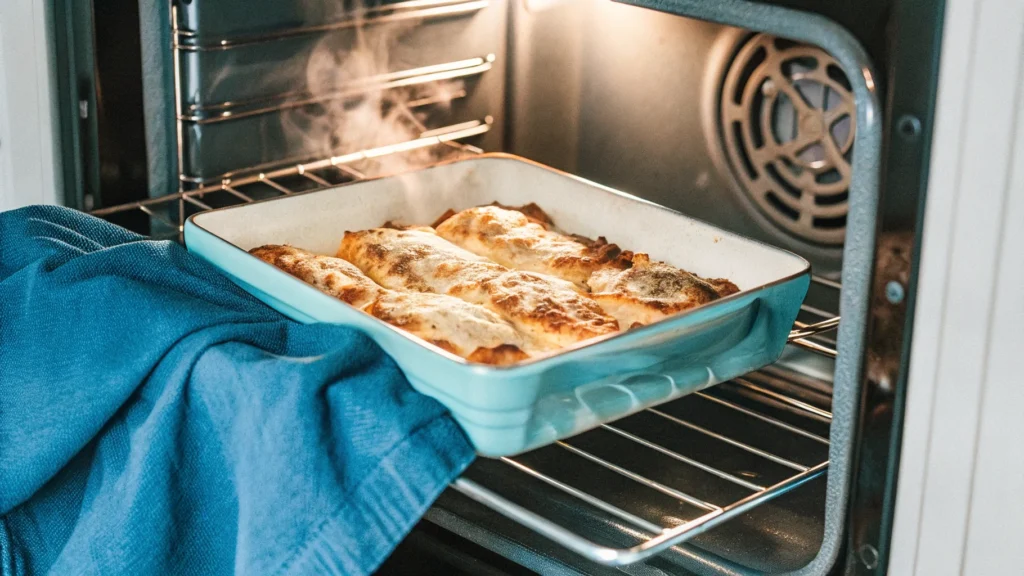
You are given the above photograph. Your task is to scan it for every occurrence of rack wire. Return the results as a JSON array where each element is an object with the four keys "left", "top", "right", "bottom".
[{"left": 179, "top": 55, "right": 494, "bottom": 127}]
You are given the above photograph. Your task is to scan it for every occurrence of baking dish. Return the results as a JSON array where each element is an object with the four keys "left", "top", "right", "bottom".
[{"left": 184, "top": 154, "right": 810, "bottom": 456}]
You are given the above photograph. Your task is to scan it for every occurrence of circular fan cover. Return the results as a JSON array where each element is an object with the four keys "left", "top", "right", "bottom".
[{"left": 720, "top": 34, "right": 855, "bottom": 246}]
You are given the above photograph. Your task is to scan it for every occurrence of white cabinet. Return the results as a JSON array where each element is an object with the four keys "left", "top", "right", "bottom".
[{"left": 0, "top": 0, "right": 60, "bottom": 211}]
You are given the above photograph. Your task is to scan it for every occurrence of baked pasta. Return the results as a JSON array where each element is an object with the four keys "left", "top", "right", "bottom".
[
  {"left": 588, "top": 253, "right": 740, "bottom": 328},
  {"left": 250, "top": 201, "right": 738, "bottom": 366},
  {"left": 433, "top": 205, "right": 630, "bottom": 290},
  {"left": 434, "top": 204, "right": 740, "bottom": 327},
  {"left": 250, "top": 245, "right": 531, "bottom": 364},
  {"left": 337, "top": 228, "right": 620, "bottom": 349}
]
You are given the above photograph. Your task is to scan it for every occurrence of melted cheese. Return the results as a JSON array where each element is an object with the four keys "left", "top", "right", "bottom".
[
  {"left": 249, "top": 245, "right": 531, "bottom": 365},
  {"left": 249, "top": 244, "right": 381, "bottom": 309},
  {"left": 338, "top": 228, "right": 619, "bottom": 349},
  {"left": 253, "top": 202, "right": 741, "bottom": 364},
  {"left": 435, "top": 205, "right": 629, "bottom": 289},
  {"left": 588, "top": 254, "right": 740, "bottom": 327},
  {"left": 337, "top": 228, "right": 503, "bottom": 295},
  {"left": 367, "top": 291, "right": 531, "bottom": 363}
]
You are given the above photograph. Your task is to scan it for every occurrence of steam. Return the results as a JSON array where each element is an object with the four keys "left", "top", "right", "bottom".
[{"left": 281, "top": 0, "right": 464, "bottom": 177}]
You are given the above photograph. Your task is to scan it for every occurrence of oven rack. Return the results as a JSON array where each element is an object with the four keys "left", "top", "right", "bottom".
[
  {"left": 89, "top": 118, "right": 491, "bottom": 239},
  {"left": 173, "top": 0, "right": 490, "bottom": 52},
  {"left": 448, "top": 303, "right": 836, "bottom": 567},
  {"left": 179, "top": 55, "right": 495, "bottom": 127}
]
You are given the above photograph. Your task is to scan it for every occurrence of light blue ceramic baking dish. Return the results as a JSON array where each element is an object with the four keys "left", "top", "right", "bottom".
[{"left": 185, "top": 154, "right": 810, "bottom": 456}]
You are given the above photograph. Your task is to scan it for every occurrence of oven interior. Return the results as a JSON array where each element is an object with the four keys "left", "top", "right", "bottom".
[{"left": 60, "top": 0, "right": 901, "bottom": 573}]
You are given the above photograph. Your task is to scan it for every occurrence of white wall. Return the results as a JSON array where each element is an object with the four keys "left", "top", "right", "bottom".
[
  {"left": 0, "top": 0, "right": 61, "bottom": 211},
  {"left": 889, "top": 0, "right": 1024, "bottom": 574}
]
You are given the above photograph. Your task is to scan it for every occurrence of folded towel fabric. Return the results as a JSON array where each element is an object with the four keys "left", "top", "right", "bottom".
[{"left": 0, "top": 206, "right": 474, "bottom": 576}]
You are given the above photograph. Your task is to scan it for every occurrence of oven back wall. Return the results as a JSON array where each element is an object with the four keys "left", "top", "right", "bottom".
[{"left": 507, "top": 0, "right": 853, "bottom": 276}]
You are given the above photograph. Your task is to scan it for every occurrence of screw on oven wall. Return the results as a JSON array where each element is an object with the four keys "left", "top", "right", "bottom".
[
  {"left": 897, "top": 114, "right": 921, "bottom": 140},
  {"left": 858, "top": 544, "right": 879, "bottom": 570},
  {"left": 885, "top": 280, "right": 905, "bottom": 304}
]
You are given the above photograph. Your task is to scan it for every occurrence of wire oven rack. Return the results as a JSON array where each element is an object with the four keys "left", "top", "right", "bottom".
[{"left": 446, "top": 309, "right": 837, "bottom": 567}]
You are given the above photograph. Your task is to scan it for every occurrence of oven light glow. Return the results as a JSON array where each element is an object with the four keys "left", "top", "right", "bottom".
[{"left": 862, "top": 68, "right": 876, "bottom": 91}]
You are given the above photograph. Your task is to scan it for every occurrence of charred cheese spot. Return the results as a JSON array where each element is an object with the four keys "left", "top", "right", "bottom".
[
  {"left": 707, "top": 278, "right": 741, "bottom": 296},
  {"left": 487, "top": 202, "right": 556, "bottom": 228},
  {"left": 430, "top": 209, "right": 458, "bottom": 229},
  {"left": 428, "top": 339, "right": 459, "bottom": 354}
]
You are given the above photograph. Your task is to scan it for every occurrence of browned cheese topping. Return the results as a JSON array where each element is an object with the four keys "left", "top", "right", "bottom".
[
  {"left": 249, "top": 244, "right": 531, "bottom": 365},
  {"left": 434, "top": 205, "right": 630, "bottom": 290},
  {"left": 588, "top": 254, "right": 740, "bottom": 328},
  {"left": 338, "top": 228, "right": 619, "bottom": 349},
  {"left": 432, "top": 204, "right": 740, "bottom": 329},
  {"left": 251, "top": 202, "right": 739, "bottom": 365},
  {"left": 248, "top": 244, "right": 381, "bottom": 309}
]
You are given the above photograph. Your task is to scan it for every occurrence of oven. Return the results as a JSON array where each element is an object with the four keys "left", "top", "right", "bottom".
[{"left": 2, "top": 0, "right": 1022, "bottom": 573}]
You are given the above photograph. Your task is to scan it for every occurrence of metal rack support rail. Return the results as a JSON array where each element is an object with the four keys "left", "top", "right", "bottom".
[
  {"left": 151, "top": 0, "right": 496, "bottom": 239},
  {"left": 173, "top": 0, "right": 490, "bottom": 52},
  {"left": 178, "top": 117, "right": 492, "bottom": 186},
  {"left": 180, "top": 55, "right": 494, "bottom": 125}
]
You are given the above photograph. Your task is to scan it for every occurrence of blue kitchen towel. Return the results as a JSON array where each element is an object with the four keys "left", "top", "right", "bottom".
[{"left": 0, "top": 205, "right": 475, "bottom": 576}]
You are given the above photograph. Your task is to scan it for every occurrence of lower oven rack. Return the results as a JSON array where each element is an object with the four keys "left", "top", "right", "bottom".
[
  {"left": 91, "top": 143, "right": 840, "bottom": 569},
  {"left": 448, "top": 323, "right": 835, "bottom": 567}
]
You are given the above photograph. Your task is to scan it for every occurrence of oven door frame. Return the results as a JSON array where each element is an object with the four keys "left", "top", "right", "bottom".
[{"left": 608, "top": 0, "right": 943, "bottom": 574}]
